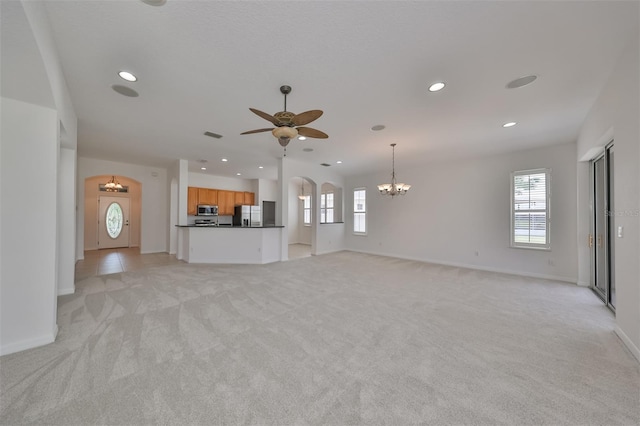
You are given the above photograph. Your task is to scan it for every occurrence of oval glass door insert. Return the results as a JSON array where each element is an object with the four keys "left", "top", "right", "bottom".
[{"left": 106, "top": 202, "right": 123, "bottom": 238}]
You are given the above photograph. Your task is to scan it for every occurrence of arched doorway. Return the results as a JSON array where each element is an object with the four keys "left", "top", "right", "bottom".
[
  {"left": 83, "top": 175, "right": 142, "bottom": 251},
  {"left": 288, "top": 176, "right": 314, "bottom": 259}
]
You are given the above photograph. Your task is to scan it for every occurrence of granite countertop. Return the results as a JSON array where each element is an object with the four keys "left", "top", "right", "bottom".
[{"left": 176, "top": 225, "right": 284, "bottom": 229}]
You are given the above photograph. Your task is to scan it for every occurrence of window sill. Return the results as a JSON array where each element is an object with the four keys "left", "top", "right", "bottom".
[{"left": 510, "top": 244, "right": 551, "bottom": 251}]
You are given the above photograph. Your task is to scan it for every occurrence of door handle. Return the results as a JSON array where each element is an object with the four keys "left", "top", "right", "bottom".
[
  {"left": 597, "top": 235, "right": 602, "bottom": 247},
  {"left": 588, "top": 234, "right": 593, "bottom": 248}
]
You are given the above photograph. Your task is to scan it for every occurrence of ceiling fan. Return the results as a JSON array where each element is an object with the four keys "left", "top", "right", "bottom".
[{"left": 241, "top": 85, "right": 328, "bottom": 147}]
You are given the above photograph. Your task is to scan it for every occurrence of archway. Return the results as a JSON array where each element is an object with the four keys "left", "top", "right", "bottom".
[
  {"left": 83, "top": 175, "right": 142, "bottom": 251},
  {"left": 288, "top": 176, "right": 315, "bottom": 259}
]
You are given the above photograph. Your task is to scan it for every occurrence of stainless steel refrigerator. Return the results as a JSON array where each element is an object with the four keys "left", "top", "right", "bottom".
[{"left": 233, "top": 205, "right": 261, "bottom": 227}]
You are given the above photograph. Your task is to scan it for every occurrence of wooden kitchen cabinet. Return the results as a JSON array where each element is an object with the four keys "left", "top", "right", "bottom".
[
  {"left": 198, "top": 188, "right": 218, "bottom": 206},
  {"left": 234, "top": 191, "right": 244, "bottom": 206},
  {"left": 187, "top": 187, "right": 255, "bottom": 215},
  {"left": 244, "top": 192, "right": 255, "bottom": 205},
  {"left": 217, "top": 190, "right": 236, "bottom": 215},
  {"left": 187, "top": 187, "right": 199, "bottom": 215}
]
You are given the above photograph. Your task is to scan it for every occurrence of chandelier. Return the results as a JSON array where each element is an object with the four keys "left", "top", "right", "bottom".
[
  {"left": 378, "top": 143, "right": 411, "bottom": 197},
  {"left": 104, "top": 175, "right": 123, "bottom": 192},
  {"left": 298, "top": 179, "right": 306, "bottom": 200}
]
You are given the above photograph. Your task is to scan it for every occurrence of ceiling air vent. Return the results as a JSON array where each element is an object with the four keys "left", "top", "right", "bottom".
[
  {"left": 204, "top": 131, "right": 223, "bottom": 139},
  {"left": 320, "top": 163, "right": 331, "bottom": 167}
]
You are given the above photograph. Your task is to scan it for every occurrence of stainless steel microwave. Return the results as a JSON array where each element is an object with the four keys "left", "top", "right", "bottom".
[{"left": 197, "top": 205, "right": 218, "bottom": 216}]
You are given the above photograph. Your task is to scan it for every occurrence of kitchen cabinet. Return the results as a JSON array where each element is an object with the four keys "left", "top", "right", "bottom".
[
  {"left": 198, "top": 188, "right": 218, "bottom": 205},
  {"left": 218, "top": 190, "right": 236, "bottom": 215},
  {"left": 234, "top": 191, "right": 244, "bottom": 206},
  {"left": 187, "top": 186, "right": 255, "bottom": 215},
  {"left": 187, "top": 187, "right": 198, "bottom": 215}
]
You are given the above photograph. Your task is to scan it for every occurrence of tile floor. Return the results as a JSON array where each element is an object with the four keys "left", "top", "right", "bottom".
[
  {"left": 75, "top": 247, "right": 183, "bottom": 280},
  {"left": 76, "top": 245, "right": 312, "bottom": 281},
  {"left": 288, "top": 243, "right": 312, "bottom": 260}
]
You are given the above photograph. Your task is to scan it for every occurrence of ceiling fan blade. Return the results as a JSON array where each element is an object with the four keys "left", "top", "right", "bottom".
[
  {"left": 297, "top": 127, "right": 328, "bottom": 139},
  {"left": 240, "top": 128, "right": 274, "bottom": 135},
  {"left": 293, "top": 110, "right": 323, "bottom": 126},
  {"left": 249, "top": 108, "right": 279, "bottom": 125}
]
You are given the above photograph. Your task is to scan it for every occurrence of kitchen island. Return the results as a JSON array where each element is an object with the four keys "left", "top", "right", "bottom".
[{"left": 176, "top": 225, "right": 284, "bottom": 264}]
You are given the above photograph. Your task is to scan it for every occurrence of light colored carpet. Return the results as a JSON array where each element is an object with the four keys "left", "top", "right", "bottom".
[{"left": 1, "top": 251, "right": 638, "bottom": 425}]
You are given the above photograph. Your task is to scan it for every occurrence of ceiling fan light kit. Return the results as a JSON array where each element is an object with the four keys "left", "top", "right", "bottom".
[
  {"left": 272, "top": 126, "right": 298, "bottom": 146},
  {"left": 241, "top": 85, "right": 328, "bottom": 149}
]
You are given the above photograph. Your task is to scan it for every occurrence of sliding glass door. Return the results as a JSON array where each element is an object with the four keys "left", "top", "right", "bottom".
[{"left": 591, "top": 144, "right": 615, "bottom": 309}]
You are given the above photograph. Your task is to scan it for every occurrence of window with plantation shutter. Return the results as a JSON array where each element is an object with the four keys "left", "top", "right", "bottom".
[
  {"left": 320, "top": 192, "right": 334, "bottom": 223},
  {"left": 303, "top": 195, "right": 311, "bottom": 225},
  {"left": 511, "top": 169, "right": 550, "bottom": 249},
  {"left": 353, "top": 188, "right": 366, "bottom": 234}
]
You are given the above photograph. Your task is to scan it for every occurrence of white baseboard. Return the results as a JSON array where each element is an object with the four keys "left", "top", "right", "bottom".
[
  {"left": 0, "top": 325, "right": 57, "bottom": 356},
  {"left": 577, "top": 280, "right": 590, "bottom": 287},
  {"left": 58, "top": 286, "right": 75, "bottom": 296},
  {"left": 347, "top": 249, "right": 578, "bottom": 283},
  {"left": 315, "top": 248, "right": 346, "bottom": 256},
  {"left": 614, "top": 325, "right": 640, "bottom": 363}
]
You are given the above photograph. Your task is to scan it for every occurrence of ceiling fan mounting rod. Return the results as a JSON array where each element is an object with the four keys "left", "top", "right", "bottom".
[{"left": 280, "top": 85, "right": 291, "bottom": 112}]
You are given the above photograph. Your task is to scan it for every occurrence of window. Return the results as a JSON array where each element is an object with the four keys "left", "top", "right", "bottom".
[
  {"left": 511, "top": 169, "right": 550, "bottom": 249},
  {"left": 303, "top": 195, "right": 311, "bottom": 225},
  {"left": 105, "top": 202, "right": 124, "bottom": 239},
  {"left": 353, "top": 188, "right": 366, "bottom": 234},
  {"left": 320, "top": 192, "right": 334, "bottom": 223}
]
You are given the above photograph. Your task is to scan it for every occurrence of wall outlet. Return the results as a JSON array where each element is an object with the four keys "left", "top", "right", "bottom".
[
  {"left": 548, "top": 259, "right": 555, "bottom": 266},
  {"left": 474, "top": 251, "right": 479, "bottom": 257}
]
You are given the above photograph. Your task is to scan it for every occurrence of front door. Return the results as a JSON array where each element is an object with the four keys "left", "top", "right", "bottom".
[{"left": 98, "top": 196, "right": 130, "bottom": 249}]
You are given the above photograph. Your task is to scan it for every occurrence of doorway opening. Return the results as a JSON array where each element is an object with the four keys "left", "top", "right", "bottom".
[
  {"left": 83, "top": 175, "right": 141, "bottom": 251},
  {"left": 590, "top": 142, "right": 615, "bottom": 310}
]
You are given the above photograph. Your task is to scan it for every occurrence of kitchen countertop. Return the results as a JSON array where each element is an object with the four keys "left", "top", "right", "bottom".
[{"left": 176, "top": 225, "right": 284, "bottom": 228}]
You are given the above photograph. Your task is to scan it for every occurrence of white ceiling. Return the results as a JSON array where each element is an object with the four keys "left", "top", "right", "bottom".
[{"left": 5, "top": 1, "right": 639, "bottom": 180}]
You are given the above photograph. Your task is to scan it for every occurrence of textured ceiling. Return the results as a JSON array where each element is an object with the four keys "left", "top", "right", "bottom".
[{"left": 6, "top": 1, "right": 638, "bottom": 179}]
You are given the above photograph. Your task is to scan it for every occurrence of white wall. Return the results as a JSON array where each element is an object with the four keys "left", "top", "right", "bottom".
[
  {"left": 188, "top": 172, "right": 254, "bottom": 192},
  {"left": 0, "top": 0, "right": 77, "bottom": 355},
  {"left": 57, "top": 147, "right": 76, "bottom": 295},
  {"left": 576, "top": 34, "right": 640, "bottom": 360},
  {"left": 77, "top": 158, "right": 168, "bottom": 256},
  {"left": 1, "top": 98, "right": 59, "bottom": 355},
  {"left": 257, "top": 179, "right": 277, "bottom": 205},
  {"left": 345, "top": 143, "right": 578, "bottom": 282},
  {"left": 288, "top": 180, "right": 301, "bottom": 244}
]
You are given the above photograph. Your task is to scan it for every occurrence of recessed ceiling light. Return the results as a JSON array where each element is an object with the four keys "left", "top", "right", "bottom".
[
  {"left": 236, "top": 173, "right": 241, "bottom": 176},
  {"left": 506, "top": 75, "right": 537, "bottom": 89},
  {"left": 118, "top": 71, "right": 137, "bottom": 82},
  {"left": 111, "top": 85, "right": 139, "bottom": 97},
  {"left": 503, "top": 122, "right": 517, "bottom": 128},
  {"left": 428, "top": 82, "right": 445, "bottom": 92},
  {"left": 303, "top": 148, "right": 314, "bottom": 152},
  {"left": 258, "top": 166, "right": 264, "bottom": 169},
  {"left": 371, "top": 125, "right": 386, "bottom": 131},
  {"left": 221, "top": 158, "right": 228, "bottom": 162},
  {"left": 201, "top": 167, "right": 206, "bottom": 170},
  {"left": 140, "top": 0, "right": 167, "bottom": 6},
  {"left": 336, "top": 160, "right": 342, "bottom": 164},
  {"left": 298, "top": 136, "right": 307, "bottom": 141}
]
